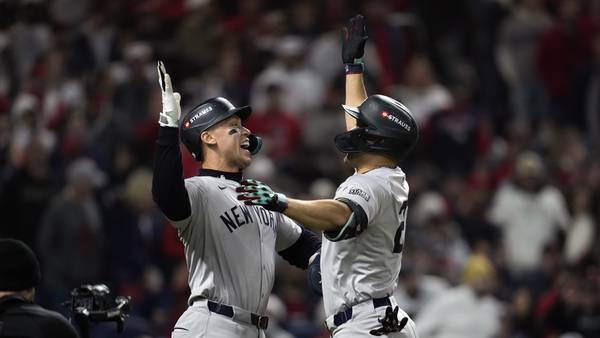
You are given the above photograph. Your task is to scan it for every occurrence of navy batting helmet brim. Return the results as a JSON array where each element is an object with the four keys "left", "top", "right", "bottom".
[
  {"left": 341, "top": 104, "right": 360, "bottom": 119},
  {"left": 222, "top": 105, "right": 252, "bottom": 125}
]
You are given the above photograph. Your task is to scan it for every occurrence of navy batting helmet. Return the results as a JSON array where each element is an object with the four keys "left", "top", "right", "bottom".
[
  {"left": 334, "top": 95, "right": 418, "bottom": 160},
  {"left": 179, "top": 97, "right": 262, "bottom": 160}
]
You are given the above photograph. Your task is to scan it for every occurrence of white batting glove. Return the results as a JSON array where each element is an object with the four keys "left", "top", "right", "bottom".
[{"left": 157, "top": 61, "right": 182, "bottom": 128}]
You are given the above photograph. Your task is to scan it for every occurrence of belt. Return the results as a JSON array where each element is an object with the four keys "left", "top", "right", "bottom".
[
  {"left": 195, "top": 298, "right": 269, "bottom": 330},
  {"left": 333, "top": 297, "right": 391, "bottom": 327}
]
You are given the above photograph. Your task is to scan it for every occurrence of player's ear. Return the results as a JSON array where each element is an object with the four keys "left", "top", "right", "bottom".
[{"left": 200, "top": 131, "right": 217, "bottom": 145}]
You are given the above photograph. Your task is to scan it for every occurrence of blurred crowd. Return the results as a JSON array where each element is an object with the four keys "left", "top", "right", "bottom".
[{"left": 0, "top": 0, "right": 599, "bottom": 337}]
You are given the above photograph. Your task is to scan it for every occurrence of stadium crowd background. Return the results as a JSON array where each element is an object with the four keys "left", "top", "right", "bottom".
[{"left": 0, "top": 0, "right": 599, "bottom": 337}]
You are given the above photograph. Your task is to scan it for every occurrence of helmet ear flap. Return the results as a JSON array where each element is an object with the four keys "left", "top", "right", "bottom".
[
  {"left": 334, "top": 128, "right": 368, "bottom": 153},
  {"left": 247, "top": 134, "right": 262, "bottom": 155},
  {"left": 181, "top": 128, "right": 204, "bottom": 161},
  {"left": 335, "top": 128, "right": 415, "bottom": 161}
]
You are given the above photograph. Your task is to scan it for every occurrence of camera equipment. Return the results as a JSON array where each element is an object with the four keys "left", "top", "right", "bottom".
[{"left": 63, "top": 284, "right": 131, "bottom": 338}]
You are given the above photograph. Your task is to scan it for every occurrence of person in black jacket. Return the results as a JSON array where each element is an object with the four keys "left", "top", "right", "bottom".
[{"left": 0, "top": 238, "right": 79, "bottom": 338}]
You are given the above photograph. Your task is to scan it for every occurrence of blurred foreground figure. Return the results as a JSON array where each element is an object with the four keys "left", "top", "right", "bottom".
[{"left": 0, "top": 239, "right": 79, "bottom": 338}]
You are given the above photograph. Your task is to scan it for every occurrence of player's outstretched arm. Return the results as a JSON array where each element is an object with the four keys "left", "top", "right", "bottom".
[
  {"left": 342, "top": 14, "right": 368, "bottom": 131},
  {"left": 236, "top": 179, "right": 350, "bottom": 232},
  {"left": 152, "top": 61, "right": 192, "bottom": 224},
  {"left": 285, "top": 198, "right": 351, "bottom": 232}
]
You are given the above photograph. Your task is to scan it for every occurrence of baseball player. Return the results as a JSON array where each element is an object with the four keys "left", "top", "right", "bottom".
[
  {"left": 236, "top": 15, "right": 419, "bottom": 337},
  {"left": 151, "top": 62, "right": 321, "bottom": 338}
]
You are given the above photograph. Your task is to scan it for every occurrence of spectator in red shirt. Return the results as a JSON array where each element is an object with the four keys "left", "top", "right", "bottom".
[{"left": 536, "top": 0, "right": 591, "bottom": 124}]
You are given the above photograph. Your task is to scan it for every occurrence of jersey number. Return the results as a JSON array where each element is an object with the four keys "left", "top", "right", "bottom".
[{"left": 393, "top": 201, "right": 408, "bottom": 254}]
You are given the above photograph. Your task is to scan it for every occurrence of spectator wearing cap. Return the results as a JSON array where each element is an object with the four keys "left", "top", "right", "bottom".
[
  {"left": 37, "top": 158, "right": 107, "bottom": 310},
  {"left": 487, "top": 151, "right": 570, "bottom": 284},
  {"left": 0, "top": 239, "right": 79, "bottom": 338},
  {"left": 416, "top": 253, "right": 503, "bottom": 338}
]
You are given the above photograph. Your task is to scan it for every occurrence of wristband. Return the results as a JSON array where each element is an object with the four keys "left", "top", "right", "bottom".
[
  {"left": 344, "top": 63, "right": 364, "bottom": 74},
  {"left": 273, "top": 193, "right": 289, "bottom": 213}
]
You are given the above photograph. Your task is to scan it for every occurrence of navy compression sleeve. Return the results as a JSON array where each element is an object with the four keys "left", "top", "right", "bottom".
[
  {"left": 152, "top": 126, "right": 191, "bottom": 221},
  {"left": 278, "top": 227, "right": 321, "bottom": 269}
]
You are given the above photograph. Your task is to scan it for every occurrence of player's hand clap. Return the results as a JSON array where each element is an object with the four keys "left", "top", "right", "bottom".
[
  {"left": 236, "top": 179, "right": 288, "bottom": 213},
  {"left": 342, "top": 14, "right": 368, "bottom": 64},
  {"left": 157, "top": 61, "right": 182, "bottom": 128}
]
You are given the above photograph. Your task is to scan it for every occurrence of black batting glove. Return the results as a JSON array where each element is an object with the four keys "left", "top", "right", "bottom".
[
  {"left": 369, "top": 306, "right": 408, "bottom": 336},
  {"left": 236, "top": 179, "right": 289, "bottom": 213},
  {"left": 342, "top": 14, "right": 368, "bottom": 64}
]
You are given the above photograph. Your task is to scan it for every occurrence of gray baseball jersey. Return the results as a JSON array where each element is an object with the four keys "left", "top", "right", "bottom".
[
  {"left": 321, "top": 166, "right": 409, "bottom": 317},
  {"left": 170, "top": 173, "right": 302, "bottom": 315}
]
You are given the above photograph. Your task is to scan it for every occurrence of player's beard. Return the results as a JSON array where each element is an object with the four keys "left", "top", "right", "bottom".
[{"left": 227, "top": 148, "right": 251, "bottom": 171}]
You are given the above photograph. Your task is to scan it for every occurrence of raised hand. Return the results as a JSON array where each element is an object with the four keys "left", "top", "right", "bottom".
[
  {"left": 342, "top": 14, "right": 368, "bottom": 64},
  {"left": 157, "top": 61, "right": 182, "bottom": 128}
]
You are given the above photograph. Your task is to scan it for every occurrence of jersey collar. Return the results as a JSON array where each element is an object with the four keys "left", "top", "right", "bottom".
[{"left": 198, "top": 168, "right": 243, "bottom": 183}]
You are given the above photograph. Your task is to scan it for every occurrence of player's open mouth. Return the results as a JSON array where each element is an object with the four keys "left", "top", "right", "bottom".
[{"left": 241, "top": 139, "right": 250, "bottom": 150}]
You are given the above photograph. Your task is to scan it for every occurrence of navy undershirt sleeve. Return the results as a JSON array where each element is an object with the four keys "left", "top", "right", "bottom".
[
  {"left": 152, "top": 126, "right": 191, "bottom": 221},
  {"left": 278, "top": 226, "right": 321, "bottom": 269}
]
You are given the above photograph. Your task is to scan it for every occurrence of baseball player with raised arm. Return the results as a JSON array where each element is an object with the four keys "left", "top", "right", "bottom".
[
  {"left": 236, "top": 15, "right": 419, "bottom": 337},
  {"left": 151, "top": 62, "right": 321, "bottom": 338}
]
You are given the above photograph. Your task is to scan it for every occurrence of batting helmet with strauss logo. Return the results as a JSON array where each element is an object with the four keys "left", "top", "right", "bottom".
[
  {"left": 335, "top": 94, "right": 418, "bottom": 160},
  {"left": 179, "top": 97, "right": 262, "bottom": 160}
]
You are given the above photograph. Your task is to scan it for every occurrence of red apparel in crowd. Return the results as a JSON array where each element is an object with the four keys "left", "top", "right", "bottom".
[
  {"left": 536, "top": 17, "right": 593, "bottom": 99},
  {"left": 245, "top": 109, "right": 302, "bottom": 160}
]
